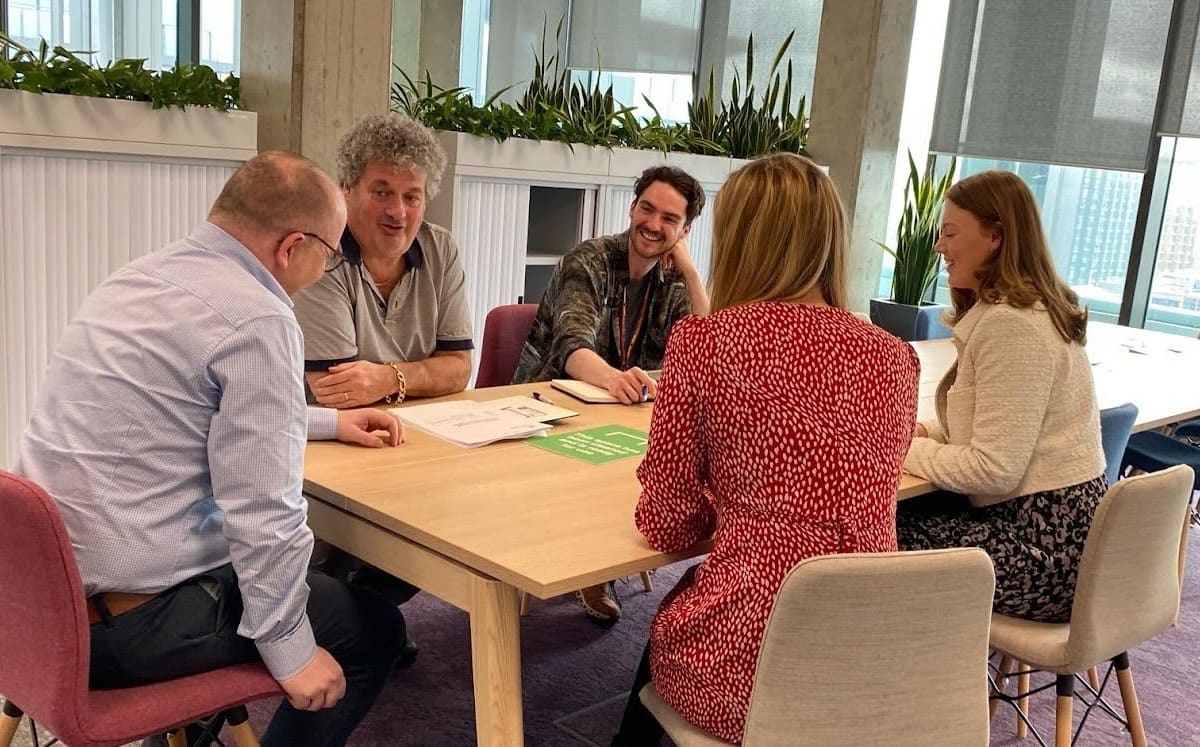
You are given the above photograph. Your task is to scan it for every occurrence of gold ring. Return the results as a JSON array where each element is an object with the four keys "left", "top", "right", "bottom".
[{"left": 343, "top": 392, "right": 349, "bottom": 402}]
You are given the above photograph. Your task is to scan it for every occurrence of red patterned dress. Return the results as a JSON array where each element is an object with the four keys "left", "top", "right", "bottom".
[{"left": 635, "top": 302, "right": 920, "bottom": 743}]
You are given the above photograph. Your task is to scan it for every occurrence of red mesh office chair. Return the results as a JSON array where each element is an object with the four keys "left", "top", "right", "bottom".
[
  {"left": 476, "top": 303, "right": 539, "bottom": 388},
  {"left": 0, "top": 470, "right": 281, "bottom": 747}
]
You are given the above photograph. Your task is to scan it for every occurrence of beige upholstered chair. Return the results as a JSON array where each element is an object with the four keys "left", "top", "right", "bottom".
[
  {"left": 989, "top": 464, "right": 1194, "bottom": 747},
  {"left": 640, "top": 548, "right": 996, "bottom": 746}
]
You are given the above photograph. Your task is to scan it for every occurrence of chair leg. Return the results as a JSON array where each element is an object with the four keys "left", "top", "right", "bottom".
[
  {"left": 640, "top": 571, "right": 653, "bottom": 592},
  {"left": 519, "top": 590, "right": 530, "bottom": 616},
  {"left": 1113, "top": 653, "right": 1148, "bottom": 747},
  {"left": 226, "top": 705, "right": 261, "bottom": 747},
  {"left": 1017, "top": 665, "right": 1032, "bottom": 740},
  {"left": 991, "top": 655, "right": 1015, "bottom": 720},
  {"left": 0, "top": 701, "right": 23, "bottom": 747},
  {"left": 1087, "top": 665, "right": 1101, "bottom": 692},
  {"left": 1056, "top": 674, "right": 1074, "bottom": 747},
  {"left": 167, "top": 730, "right": 188, "bottom": 747}
]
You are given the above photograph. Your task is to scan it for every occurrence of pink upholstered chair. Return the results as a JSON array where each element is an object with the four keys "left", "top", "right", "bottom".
[
  {"left": 476, "top": 303, "right": 539, "bottom": 388},
  {"left": 0, "top": 470, "right": 281, "bottom": 747}
]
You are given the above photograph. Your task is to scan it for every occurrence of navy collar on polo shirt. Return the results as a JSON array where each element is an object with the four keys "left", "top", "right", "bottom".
[{"left": 339, "top": 225, "right": 425, "bottom": 269}]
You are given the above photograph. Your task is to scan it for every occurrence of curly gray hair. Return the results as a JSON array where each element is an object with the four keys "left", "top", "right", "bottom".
[{"left": 335, "top": 113, "right": 448, "bottom": 198}]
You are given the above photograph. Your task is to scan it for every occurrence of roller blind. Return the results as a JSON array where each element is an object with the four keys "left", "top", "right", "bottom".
[
  {"left": 930, "top": 0, "right": 1173, "bottom": 171},
  {"left": 1160, "top": 0, "right": 1200, "bottom": 137},
  {"left": 567, "top": 0, "right": 702, "bottom": 74}
]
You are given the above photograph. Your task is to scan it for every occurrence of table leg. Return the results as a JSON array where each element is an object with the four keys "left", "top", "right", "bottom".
[{"left": 470, "top": 575, "right": 524, "bottom": 746}]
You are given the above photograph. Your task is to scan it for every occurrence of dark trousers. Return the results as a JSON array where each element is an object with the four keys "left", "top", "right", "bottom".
[
  {"left": 611, "top": 565, "right": 700, "bottom": 747},
  {"left": 610, "top": 641, "right": 662, "bottom": 746},
  {"left": 88, "top": 564, "right": 406, "bottom": 747}
]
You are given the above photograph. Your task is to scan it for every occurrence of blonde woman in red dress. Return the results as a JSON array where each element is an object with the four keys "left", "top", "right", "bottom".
[{"left": 611, "top": 153, "right": 921, "bottom": 745}]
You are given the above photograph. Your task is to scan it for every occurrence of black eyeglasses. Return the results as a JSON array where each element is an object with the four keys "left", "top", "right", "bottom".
[{"left": 301, "top": 232, "right": 344, "bottom": 272}]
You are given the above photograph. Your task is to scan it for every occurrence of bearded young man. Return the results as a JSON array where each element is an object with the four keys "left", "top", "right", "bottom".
[
  {"left": 513, "top": 166, "right": 708, "bottom": 402},
  {"left": 512, "top": 165, "right": 708, "bottom": 623}
]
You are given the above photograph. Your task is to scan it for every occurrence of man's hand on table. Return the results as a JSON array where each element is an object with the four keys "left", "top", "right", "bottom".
[
  {"left": 336, "top": 408, "right": 404, "bottom": 447},
  {"left": 604, "top": 367, "right": 658, "bottom": 405},
  {"left": 312, "top": 361, "right": 396, "bottom": 408}
]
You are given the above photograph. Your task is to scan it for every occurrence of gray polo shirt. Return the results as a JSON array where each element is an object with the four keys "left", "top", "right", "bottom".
[{"left": 293, "top": 221, "right": 474, "bottom": 372}]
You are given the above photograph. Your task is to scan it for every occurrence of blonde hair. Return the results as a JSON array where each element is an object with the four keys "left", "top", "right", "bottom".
[
  {"left": 708, "top": 153, "right": 848, "bottom": 313},
  {"left": 944, "top": 170, "right": 1087, "bottom": 344}
]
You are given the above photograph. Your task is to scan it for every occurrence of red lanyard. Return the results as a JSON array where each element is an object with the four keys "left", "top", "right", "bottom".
[{"left": 618, "top": 282, "right": 653, "bottom": 369}]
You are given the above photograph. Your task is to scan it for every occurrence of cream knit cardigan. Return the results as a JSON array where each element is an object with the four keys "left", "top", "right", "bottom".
[{"left": 904, "top": 301, "right": 1105, "bottom": 507}]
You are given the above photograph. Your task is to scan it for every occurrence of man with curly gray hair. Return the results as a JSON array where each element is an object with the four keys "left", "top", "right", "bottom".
[
  {"left": 294, "top": 113, "right": 473, "bottom": 408},
  {"left": 293, "top": 115, "right": 474, "bottom": 664}
]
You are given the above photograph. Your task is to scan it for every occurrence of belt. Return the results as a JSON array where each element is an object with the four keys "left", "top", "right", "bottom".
[{"left": 86, "top": 591, "right": 158, "bottom": 625}]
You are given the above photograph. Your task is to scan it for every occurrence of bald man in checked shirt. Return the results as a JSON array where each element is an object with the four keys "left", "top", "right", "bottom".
[{"left": 15, "top": 152, "right": 407, "bottom": 747}]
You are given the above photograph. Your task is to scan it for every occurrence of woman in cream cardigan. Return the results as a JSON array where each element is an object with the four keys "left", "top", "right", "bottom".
[{"left": 899, "top": 169, "right": 1105, "bottom": 623}]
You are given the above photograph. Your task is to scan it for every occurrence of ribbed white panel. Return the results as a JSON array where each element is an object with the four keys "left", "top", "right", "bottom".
[
  {"left": 0, "top": 151, "right": 236, "bottom": 468},
  {"left": 600, "top": 184, "right": 714, "bottom": 285},
  {"left": 452, "top": 178, "right": 529, "bottom": 384}
]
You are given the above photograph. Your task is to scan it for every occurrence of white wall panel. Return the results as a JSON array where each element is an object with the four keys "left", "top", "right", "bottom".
[
  {"left": 0, "top": 150, "right": 236, "bottom": 468},
  {"left": 451, "top": 178, "right": 529, "bottom": 384}
]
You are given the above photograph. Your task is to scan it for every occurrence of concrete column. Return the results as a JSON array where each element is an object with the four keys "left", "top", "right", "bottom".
[
  {"left": 807, "top": 0, "right": 918, "bottom": 311},
  {"left": 241, "top": 0, "right": 393, "bottom": 174}
]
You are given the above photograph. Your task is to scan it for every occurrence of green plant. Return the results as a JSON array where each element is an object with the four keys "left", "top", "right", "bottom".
[
  {"left": 388, "top": 20, "right": 810, "bottom": 159},
  {"left": 0, "top": 32, "right": 240, "bottom": 110},
  {"left": 878, "top": 153, "right": 957, "bottom": 305}
]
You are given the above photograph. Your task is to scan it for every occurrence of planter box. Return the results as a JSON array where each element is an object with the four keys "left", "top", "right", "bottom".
[
  {"left": 609, "top": 146, "right": 743, "bottom": 186},
  {"left": 869, "top": 298, "right": 953, "bottom": 341},
  {"left": 436, "top": 130, "right": 750, "bottom": 187},
  {"left": 437, "top": 130, "right": 611, "bottom": 181},
  {"left": 0, "top": 89, "right": 257, "bottom": 161}
]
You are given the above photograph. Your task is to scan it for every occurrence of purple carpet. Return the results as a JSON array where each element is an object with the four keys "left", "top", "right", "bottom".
[{"left": 236, "top": 530, "right": 1200, "bottom": 746}]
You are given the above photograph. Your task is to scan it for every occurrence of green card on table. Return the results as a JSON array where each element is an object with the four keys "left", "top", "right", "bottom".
[{"left": 529, "top": 425, "right": 649, "bottom": 464}]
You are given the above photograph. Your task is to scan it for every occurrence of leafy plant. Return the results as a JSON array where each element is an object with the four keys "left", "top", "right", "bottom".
[
  {"left": 0, "top": 32, "right": 240, "bottom": 110},
  {"left": 389, "top": 20, "right": 810, "bottom": 160},
  {"left": 878, "top": 153, "right": 957, "bottom": 305}
]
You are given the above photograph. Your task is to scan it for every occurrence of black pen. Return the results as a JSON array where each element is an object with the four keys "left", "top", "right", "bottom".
[{"left": 532, "top": 391, "right": 556, "bottom": 406}]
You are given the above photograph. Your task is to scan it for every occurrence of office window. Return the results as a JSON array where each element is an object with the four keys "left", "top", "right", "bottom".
[
  {"left": 923, "top": 157, "right": 1141, "bottom": 325},
  {"left": 1144, "top": 138, "right": 1200, "bottom": 336},
  {"left": 3, "top": 0, "right": 240, "bottom": 73},
  {"left": 876, "top": 0, "right": 951, "bottom": 299}
]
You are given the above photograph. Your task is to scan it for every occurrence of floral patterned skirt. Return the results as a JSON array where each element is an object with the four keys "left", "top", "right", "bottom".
[{"left": 896, "top": 475, "right": 1107, "bottom": 623}]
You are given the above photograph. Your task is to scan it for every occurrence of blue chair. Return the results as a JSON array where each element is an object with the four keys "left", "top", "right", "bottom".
[
  {"left": 1099, "top": 402, "right": 1138, "bottom": 485},
  {"left": 1122, "top": 416, "right": 1200, "bottom": 526}
]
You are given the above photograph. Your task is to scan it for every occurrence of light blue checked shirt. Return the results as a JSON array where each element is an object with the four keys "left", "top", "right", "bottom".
[{"left": 16, "top": 222, "right": 338, "bottom": 680}]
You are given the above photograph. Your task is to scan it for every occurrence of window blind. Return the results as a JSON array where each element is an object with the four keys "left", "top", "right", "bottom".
[
  {"left": 930, "top": 0, "right": 1173, "bottom": 171},
  {"left": 567, "top": 0, "right": 702, "bottom": 75}
]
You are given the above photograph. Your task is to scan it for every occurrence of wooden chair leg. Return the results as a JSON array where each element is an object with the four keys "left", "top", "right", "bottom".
[
  {"left": 519, "top": 590, "right": 530, "bottom": 616},
  {"left": 226, "top": 705, "right": 261, "bottom": 747},
  {"left": 1017, "top": 665, "right": 1032, "bottom": 739},
  {"left": 167, "top": 730, "right": 188, "bottom": 747},
  {"left": 1056, "top": 674, "right": 1074, "bottom": 747},
  {"left": 990, "top": 655, "right": 1014, "bottom": 720},
  {"left": 0, "top": 701, "right": 23, "bottom": 747},
  {"left": 1113, "top": 653, "right": 1147, "bottom": 747},
  {"left": 640, "top": 571, "right": 653, "bottom": 592},
  {"left": 1087, "top": 665, "right": 1101, "bottom": 692}
]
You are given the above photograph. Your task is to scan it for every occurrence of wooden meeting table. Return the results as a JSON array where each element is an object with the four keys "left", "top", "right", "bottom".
[{"left": 302, "top": 321, "right": 1200, "bottom": 746}]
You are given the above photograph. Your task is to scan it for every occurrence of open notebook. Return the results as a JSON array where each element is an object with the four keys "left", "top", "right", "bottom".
[{"left": 551, "top": 370, "right": 661, "bottom": 404}]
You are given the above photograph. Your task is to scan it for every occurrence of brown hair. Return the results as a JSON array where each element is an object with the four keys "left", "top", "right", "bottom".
[
  {"left": 633, "top": 165, "right": 706, "bottom": 226},
  {"left": 944, "top": 169, "right": 1087, "bottom": 344},
  {"left": 209, "top": 151, "right": 338, "bottom": 235},
  {"left": 708, "top": 153, "right": 847, "bottom": 313}
]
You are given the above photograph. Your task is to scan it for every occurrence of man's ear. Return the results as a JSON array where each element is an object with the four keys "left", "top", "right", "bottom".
[
  {"left": 681, "top": 222, "right": 693, "bottom": 239},
  {"left": 273, "top": 231, "right": 303, "bottom": 272}
]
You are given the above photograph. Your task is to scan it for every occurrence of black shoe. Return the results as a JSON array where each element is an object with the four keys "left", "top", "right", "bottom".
[{"left": 395, "top": 636, "right": 419, "bottom": 669}]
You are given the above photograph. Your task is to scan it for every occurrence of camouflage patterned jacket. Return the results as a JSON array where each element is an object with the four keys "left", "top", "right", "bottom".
[{"left": 511, "top": 232, "right": 692, "bottom": 383}]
